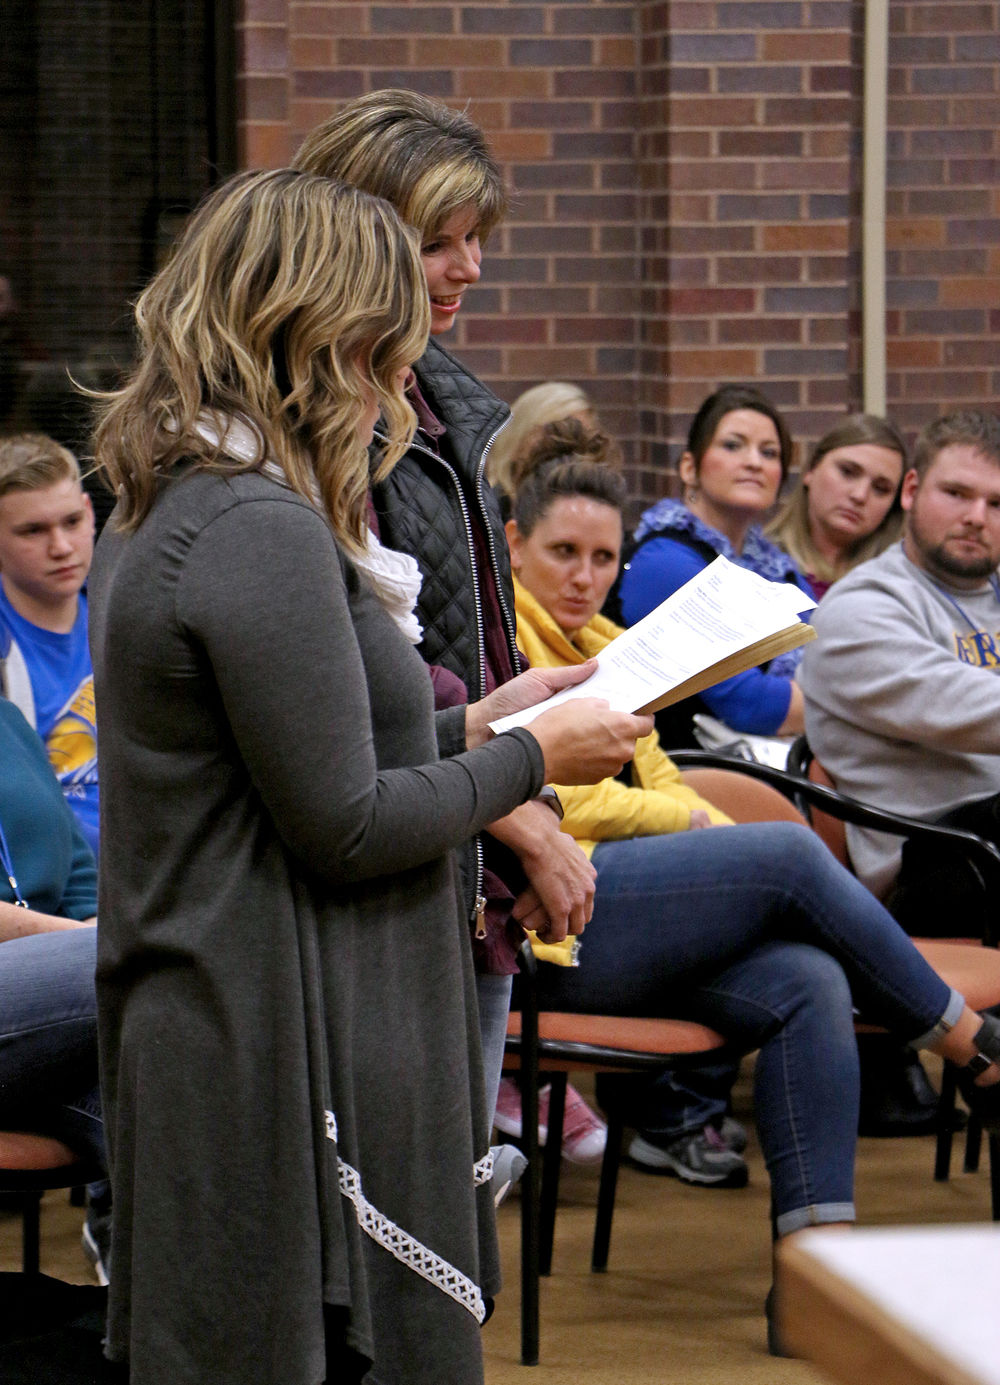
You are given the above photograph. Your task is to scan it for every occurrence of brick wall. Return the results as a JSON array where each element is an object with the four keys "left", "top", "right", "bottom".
[
  {"left": 238, "top": 0, "right": 644, "bottom": 481},
  {"left": 885, "top": 1, "right": 1000, "bottom": 432},
  {"left": 4, "top": 0, "right": 977, "bottom": 505}
]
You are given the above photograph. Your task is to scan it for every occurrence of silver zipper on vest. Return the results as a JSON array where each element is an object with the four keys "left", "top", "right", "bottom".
[{"left": 477, "top": 420, "right": 519, "bottom": 661}]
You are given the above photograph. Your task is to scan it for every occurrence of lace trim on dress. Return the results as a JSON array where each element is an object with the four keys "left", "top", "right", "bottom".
[
  {"left": 325, "top": 1109, "right": 488, "bottom": 1323},
  {"left": 473, "top": 1150, "right": 495, "bottom": 1186}
]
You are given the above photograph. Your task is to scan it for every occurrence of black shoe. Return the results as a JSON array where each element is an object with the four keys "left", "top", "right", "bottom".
[
  {"left": 856, "top": 1037, "right": 947, "bottom": 1137},
  {"left": 954, "top": 1014, "right": 1000, "bottom": 1131}
]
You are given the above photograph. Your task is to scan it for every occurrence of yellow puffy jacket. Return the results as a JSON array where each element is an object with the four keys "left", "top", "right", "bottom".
[{"left": 513, "top": 578, "right": 731, "bottom": 964}]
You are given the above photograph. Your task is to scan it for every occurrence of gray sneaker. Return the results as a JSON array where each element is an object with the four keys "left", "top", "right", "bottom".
[
  {"left": 491, "top": 1143, "right": 529, "bottom": 1208},
  {"left": 628, "top": 1123, "right": 749, "bottom": 1187},
  {"left": 718, "top": 1115, "right": 748, "bottom": 1153}
]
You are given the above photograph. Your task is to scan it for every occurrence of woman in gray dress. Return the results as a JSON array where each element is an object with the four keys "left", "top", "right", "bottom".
[{"left": 87, "top": 168, "right": 645, "bottom": 1385}]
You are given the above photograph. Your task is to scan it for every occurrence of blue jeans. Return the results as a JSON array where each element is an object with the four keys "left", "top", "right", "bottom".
[
  {"left": 536, "top": 823, "right": 959, "bottom": 1235},
  {"left": 0, "top": 927, "right": 106, "bottom": 1170},
  {"left": 596, "top": 1057, "right": 738, "bottom": 1141},
  {"left": 476, "top": 971, "right": 514, "bottom": 1126}
]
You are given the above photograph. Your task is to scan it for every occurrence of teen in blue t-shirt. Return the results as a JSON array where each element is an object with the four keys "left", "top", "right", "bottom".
[{"left": 0, "top": 434, "right": 99, "bottom": 857}]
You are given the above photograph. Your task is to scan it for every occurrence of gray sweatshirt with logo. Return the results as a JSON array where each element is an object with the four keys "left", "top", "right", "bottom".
[{"left": 799, "top": 541, "right": 1000, "bottom": 895}]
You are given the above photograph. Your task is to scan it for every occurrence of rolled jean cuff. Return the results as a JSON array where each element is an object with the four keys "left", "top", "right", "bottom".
[
  {"left": 908, "top": 987, "right": 965, "bottom": 1051},
  {"left": 775, "top": 1202, "right": 856, "bottom": 1238}
]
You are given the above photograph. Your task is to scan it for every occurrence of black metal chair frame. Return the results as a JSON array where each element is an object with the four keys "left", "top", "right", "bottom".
[
  {"left": 0, "top": 1152, "right": 103, "bottom": 1276},
  {"left": 506, "top": 940, "right": 731, "bottom": 1365}
]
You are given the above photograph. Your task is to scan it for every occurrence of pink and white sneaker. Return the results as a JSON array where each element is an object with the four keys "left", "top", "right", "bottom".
[{"left": 493, "top": 1077, "right": 606, "bottom": 1164}]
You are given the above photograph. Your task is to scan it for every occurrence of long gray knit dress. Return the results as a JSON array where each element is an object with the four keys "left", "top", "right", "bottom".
[{"left": 88, "top": 469, "right": 545, "bottom": 1385}]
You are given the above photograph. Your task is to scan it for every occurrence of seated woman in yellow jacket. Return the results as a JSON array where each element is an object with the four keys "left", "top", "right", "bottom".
[{"left": 498, "top": 417, "right": 1000, "bottom": 1350}]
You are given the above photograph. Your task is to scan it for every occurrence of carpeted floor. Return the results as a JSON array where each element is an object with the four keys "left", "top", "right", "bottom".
[{"left": 1, "top": 1059, "right": 992, "bottom": 1384}]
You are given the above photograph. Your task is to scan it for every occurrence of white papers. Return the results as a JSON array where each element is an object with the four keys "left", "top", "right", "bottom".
[{"left": 490, "top": 555, "right": 816, "bottom": 734}]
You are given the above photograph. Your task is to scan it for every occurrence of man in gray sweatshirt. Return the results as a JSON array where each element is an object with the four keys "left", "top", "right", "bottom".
[{"left": 800, "top": 408, "right": 1000, "bottom": 935}]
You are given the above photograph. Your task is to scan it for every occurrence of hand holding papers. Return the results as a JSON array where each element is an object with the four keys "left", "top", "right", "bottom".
[{"left": 489, "top": 556, "right": 816, "bottom": 734}]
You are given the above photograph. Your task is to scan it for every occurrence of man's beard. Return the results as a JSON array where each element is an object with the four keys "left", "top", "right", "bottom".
[{"left": 910, "top": 518, "right": 999, "bottom": 583}]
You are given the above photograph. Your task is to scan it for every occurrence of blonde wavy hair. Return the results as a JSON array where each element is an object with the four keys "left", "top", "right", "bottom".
[
  {"left": 487, "top": 381, "right": 598, "bottom": 500},
  {"left": 92, "top": 169, "right": 429, "bottom": 552},
  {"left": 766, "top": 413, "right": 907, "bottom": 586},
  {"left": 292, "top": 88, "right": 507, "bottom": 243}
]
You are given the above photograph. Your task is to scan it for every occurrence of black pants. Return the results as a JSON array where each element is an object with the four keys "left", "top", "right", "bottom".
[{"left": 888, "top": 793, "right": 1000, "bottom": 941}]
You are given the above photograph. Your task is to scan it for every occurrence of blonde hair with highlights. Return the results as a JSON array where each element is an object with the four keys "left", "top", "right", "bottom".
[
  {"left": 293, "top": 88, "right": 507, "bottom": 243},
  {"left": 93, "top": 169, "right": 429, "bottom": 551},
  {"left": 487, "top": 381, "right": 598, "bottom": 500},
  {"left": 766, "top": 413, "right": 907, "bottom": 585},
  {"left": 0, "top": 432, "right": 81, "bottom": 498}
]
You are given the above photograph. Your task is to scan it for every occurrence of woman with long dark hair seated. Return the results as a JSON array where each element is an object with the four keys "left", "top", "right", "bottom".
[{"left": 617, "top": 384, "right": 813, "bottom": 750}]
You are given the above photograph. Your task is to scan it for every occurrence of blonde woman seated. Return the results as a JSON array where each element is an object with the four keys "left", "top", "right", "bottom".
[
  {"left": 502, "top": 419, "right": 1000, "bottom": 1347},
  {"left": 486, "top": 380, "right": 609, "bottom": 511},
  {"left": 766, "top": 413, "right": 907, "bottom": 601}
]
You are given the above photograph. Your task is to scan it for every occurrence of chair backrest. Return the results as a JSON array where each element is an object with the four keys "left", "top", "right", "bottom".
[
  {"left": 804, "top": 757, "right": 851, "bottom": 867},
  {"left": 680, "top": 767, "right": 808, "bottom": 826}
]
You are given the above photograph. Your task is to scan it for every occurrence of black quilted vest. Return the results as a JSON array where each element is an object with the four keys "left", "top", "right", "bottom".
[
  {"left": 371, "top": 339, "right": 518, "bottom": 936},
  {"left": 371, "top": 337, "right": 517, "bottom": 701}
]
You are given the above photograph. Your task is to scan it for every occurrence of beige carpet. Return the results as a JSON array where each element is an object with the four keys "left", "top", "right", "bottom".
[{"left": 2, "top": 1060, "right": 992, "bottom": 1384}]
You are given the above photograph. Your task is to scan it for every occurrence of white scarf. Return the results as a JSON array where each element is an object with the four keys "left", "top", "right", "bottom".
[{"left": 188, "top": 413, "right": 424, "bottom": 643}]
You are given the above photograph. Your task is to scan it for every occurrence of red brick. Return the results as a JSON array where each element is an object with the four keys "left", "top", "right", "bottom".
[
  {"left": 554, "top": 316, "right": 634, "bottom": 344},
  {"left": 662, "top": 348, "right": 759, "bottom": 378},
  {"left": 909, "top": 5, "right": 995, "bottom": 33},
  {"left": 717, "top": 256, "right": 802, "bottom": 284},
  {"left": 885, "top": 219, "right": 945, "bottom": 248},
  {"left": 900, "top": 370, "right": 991, "bottom": 398},
  {"left": 760, "top": 160, "right": 849, "bottom": 191},
  {"left": 719, "top": 317, "right": 801, "bottom": 344},
  {"left": 242, "top": 74, "right": 288, "bottom": 120},
  {"left": 488, "top": 131, "right": 550, "bottom": 160},
  {"left": 762, "top": 33, "right": 850, "bottom": 62},
  {"left": 464, "top": 318, "right": 549, "bottom": 346},
  {"left": 763, "top": 223, "right": 849, "bottom": 251},
  {"left": 457, "top": 68, "right": 548, "bottom": 98},
  {"left": 294, "top": 68, "right": 363, "bottom": 99},
  {"left": 337, "top": 37, "right": 409, "bottom": 64},
  {"left": 763, "top": 97, "right": 854, "bottom": 125},
  {"left": 289, "top": 36, "right": 333, "bottom": 67},
  {"left": 887, "top": 340, "right": 943, "bottom": 367},
  {"left": 669, "top": 161, "right": 757, "bottom": 192},
  {"left": 939, "top": 278, "right": 1000, "bottom": 308},
  {"left": 414, "top": 37, "right": 504, "bottom": 66},
  {"left": 943, "top": 340, "right": 1000, "bottom": 366},
  {"left": 718, "top": 130, "right": 803, "bottom": 158},
  {"left": 292, "top": 5, "right": 365, "bottom": 35},
  {"left": 666, "top": 288, "right": 756, "bottom": 314},
  {"left": 808, "top": 129, "right": 851, "bottom": 158},
  {"left": 240, "top": 121, "right": 292, "bottom": 168},
  {"left": 806, "top": 318, "right": 847, "bottom": 345},
  {"left": 665, "top": 97, "right": 758, "bottom": 128},
  {"left": 809, "top": 65, "right": 854, "bottom": 95},
  {"left": 597, "top": 38, "right": 636, "bottom": 67}
]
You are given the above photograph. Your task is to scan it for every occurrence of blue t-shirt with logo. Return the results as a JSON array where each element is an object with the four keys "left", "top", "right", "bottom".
[{"left": 0, "top": 586, "right": 99, "bottom": 858}]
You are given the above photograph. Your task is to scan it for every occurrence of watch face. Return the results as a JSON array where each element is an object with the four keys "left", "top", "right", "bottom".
[{"left": 967, "top": 1052, "right": 992, "bottom": 1077}]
